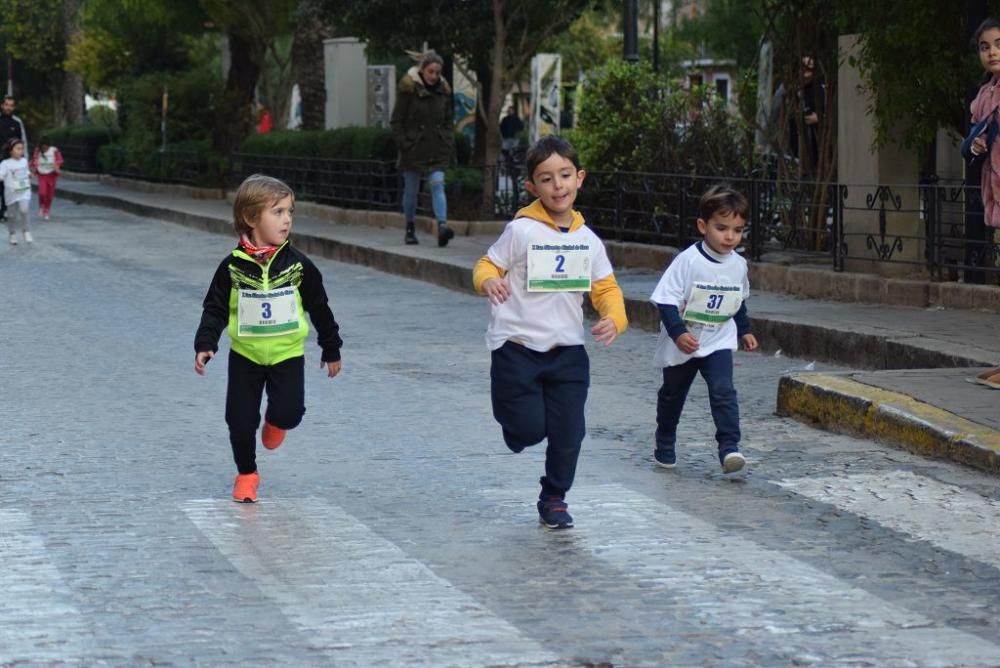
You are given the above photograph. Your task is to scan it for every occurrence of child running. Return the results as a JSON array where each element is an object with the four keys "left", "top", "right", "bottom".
[
  {"left": 0, "top": 138, "right": 32, "bottom": 244},
  {"left": 473, "top": 136, "right": 627, "bottom": 529},
  {"left": 194, "top": 174, "right": 343, "bottom": 503},
  {"left": 30, "top": 136, "right": 63, "bottom": 220},
  {"left": 650, "top": 184, "right": 758, "bottom": 473}
]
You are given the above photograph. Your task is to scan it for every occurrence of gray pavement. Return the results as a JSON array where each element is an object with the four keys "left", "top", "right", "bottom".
[{"left": 3, "top": 200, "right": 1000, "bottom": 665}]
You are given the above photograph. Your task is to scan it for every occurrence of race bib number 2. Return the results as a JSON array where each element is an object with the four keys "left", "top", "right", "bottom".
[
  {"left": 237, "top": 288, "right": 299, "bottom": 337},
  {"left": 526, "top": 244, "right": 591, "bottom": 292}
]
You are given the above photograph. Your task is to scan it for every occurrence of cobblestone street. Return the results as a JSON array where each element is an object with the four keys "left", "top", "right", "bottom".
[{"left": 3, "top": 202, "right": 1000, "bottom": 667}]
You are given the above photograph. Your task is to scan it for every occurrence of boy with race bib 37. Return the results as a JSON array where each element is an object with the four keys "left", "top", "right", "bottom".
[
  {"left": 473, "top": 136, "right": 627, "bottom": 529},
  {"left": 650, "top": 184, "right": 758, "bottom": 474},
  {"left": 194, "top": 174, "right": 343, "bottom": 503}
]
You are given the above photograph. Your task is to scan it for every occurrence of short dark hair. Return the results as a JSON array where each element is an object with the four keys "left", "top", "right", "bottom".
[
  {"left": 4, "top": 137, "right": 23, "bottom": 153},
  {"left": 2, "top": 96, "right": 14, "bottom": 104},
  {"left": 699, "top": 183, "right": 750, "bottom": 221},
  {"left": 525, "top": 136, "right": 581, "bottom": 182},
  {"left": 39, "top": 135, "right": 50, "bottom": 146}
]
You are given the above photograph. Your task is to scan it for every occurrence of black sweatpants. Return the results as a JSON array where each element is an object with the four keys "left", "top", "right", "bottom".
[
  {"left": 490, "top": 342, "right": 590, "bottom": 498},
  {"left": 226, "top": 350, "right": 306, "bottom": 474}
]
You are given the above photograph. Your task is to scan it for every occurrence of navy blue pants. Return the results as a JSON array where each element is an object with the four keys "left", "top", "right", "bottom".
[
  {"left": 655, "top": 349, "right": 740, "bottom": 454},
  {"left": 490, "top": 342, "right": 589, "bottom": 498},
  {"left": 226, "top": 350, "right": 306, "bottom": 474}
]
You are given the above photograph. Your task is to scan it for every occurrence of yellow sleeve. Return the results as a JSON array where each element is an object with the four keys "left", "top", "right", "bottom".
[
  {"left": 472, "top": 255, "right": 506, "bottom": 294},
  {"left": 589, "top": 273, "right": 628, "bottom": 334}
]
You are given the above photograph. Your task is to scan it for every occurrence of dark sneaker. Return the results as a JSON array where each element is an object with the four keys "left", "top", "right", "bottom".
[
  {"left": 537, "top": 495, "right": 573, "bottom": 529},
  {"left": 720, "top": 448, "right": 746, "bottom": 474},
  {"left": 437, "top": 224, "right": 454, "bottom": 247},
  {"left": 654, "top": 448, "right": 677, "bottom": 469},
  {"left": 404, "top": 228, "right": 418, "bottom": 245}
]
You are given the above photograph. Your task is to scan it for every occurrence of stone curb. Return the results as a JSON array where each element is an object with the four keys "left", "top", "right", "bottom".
[
  {"left": 776, "top": 373, "right": 1000, "bottom": 474},
  {"left": 58, "top": 187, "right": 992, "bottom": 371}
]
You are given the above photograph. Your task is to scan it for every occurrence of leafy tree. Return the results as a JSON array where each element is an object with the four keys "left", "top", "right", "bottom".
[{"left": 323, "top": 0, "right": 599, "bottom": 215}]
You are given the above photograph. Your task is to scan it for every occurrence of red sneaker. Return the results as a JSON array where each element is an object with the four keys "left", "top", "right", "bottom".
[
  {"left": 261, "top": 421, "right": 286, "bottom": 450},
  {"left": 232, "top": 472, "right": 260, "bottom": 503}
]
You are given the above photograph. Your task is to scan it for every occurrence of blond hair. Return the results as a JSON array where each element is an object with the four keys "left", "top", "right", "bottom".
[{"left": 232, "top": 174, "right": 294, "bottom": 235}]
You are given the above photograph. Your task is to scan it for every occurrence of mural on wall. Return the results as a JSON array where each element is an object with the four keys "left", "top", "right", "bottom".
[
  {"left": 531, "top": 53, "right": 561, "bottom": 143},
  {"left": 453, "top": 60, "right": 477, "bottom": 147}
]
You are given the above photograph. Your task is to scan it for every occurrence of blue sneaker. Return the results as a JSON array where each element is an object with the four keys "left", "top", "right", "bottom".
[
  {"left": 654, "top": 448, "right": 677, "bottom": 469},
  {"left": 719, "top": 447, "right": 746, "bottom": 474},
  {"left": 537, "top": 495, "right": 573, "bottom": 529}
]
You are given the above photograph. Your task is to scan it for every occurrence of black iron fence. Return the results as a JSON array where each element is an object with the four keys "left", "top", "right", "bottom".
[{"left": 59, "top": 144, "right": 1000, "bottom": 283}]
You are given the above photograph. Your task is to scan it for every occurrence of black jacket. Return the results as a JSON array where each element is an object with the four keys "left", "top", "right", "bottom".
[
  {"left": 0, "top": 114, "right": 26, "bottom": 155},
  {"left": 195, "top": 242, "right": 343, "bottom": 365}
]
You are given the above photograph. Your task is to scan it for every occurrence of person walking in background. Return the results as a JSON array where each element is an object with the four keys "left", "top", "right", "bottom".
[
  {"left": 30, "top": 136, "right": 63, "bottom": 221},
  {"left": 0, "top": 96, "right": 28, "bottom": 223},
  {"left": 0, "top": 138, "right": 33, "bottom": 245},
  {"left": 390, "top": 50, "right": 456, "bottom": 247}
]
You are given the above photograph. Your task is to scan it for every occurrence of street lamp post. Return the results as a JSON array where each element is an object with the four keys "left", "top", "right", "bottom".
[{"left": 623, "top": 0, "right": 639, "bottom": 63}]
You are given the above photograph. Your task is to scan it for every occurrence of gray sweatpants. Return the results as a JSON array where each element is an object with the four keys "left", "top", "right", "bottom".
[{"left": 5, "top": 198, "right": 29, "bottom": 235}]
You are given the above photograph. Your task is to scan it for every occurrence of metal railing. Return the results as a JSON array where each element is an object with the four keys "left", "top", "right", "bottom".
[{"left": 64, "top": 146, "right": 1000, "bottom": 283}]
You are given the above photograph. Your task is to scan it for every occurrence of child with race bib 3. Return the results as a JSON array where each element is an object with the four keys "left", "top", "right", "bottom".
[
  {"left": 0, "top": 138, "right": 32, "bottom": 244},
  {"left": 194, "top": 174, "right": 343, "bottom": 503},
  {"left": 473, "top": 136, "right": 627, "bottom": 529},
  {"left": 650, "top": 184, "right": 758, "bottom": 474}
]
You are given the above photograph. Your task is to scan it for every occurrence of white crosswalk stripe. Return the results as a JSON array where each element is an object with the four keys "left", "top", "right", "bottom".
[
  {"left": 0, "top": 509, "right": 96, "bottom": 661},
  {"left": 484, "top": 484, "right": 1000, "bottom": 665},
  {"left": 181, "top": 498, "right": 562, "bottom": 667},
  {"left": 775, "top": 469, "right": 1000, "bottom": 567}
]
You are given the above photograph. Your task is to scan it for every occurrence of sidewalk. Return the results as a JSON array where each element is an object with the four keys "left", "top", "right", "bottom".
[{"left": 53, "top": 177, "right": 1000, "bottom": 474}]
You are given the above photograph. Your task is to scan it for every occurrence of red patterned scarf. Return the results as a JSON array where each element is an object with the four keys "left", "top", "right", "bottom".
[
  {"left": 970, "top": 75, "right": 1000, "bottom": 228},
  {"left": 239, "top": 234, "right": 280, "bottom": 264}
]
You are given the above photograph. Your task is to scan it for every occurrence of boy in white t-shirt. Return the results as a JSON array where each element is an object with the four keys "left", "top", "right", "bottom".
[
  {"left": 649, "top": 184, "right": 759, "bottom": 473},
  {"left": 473, "top": 136, "right": 628, "bottom": 529}
]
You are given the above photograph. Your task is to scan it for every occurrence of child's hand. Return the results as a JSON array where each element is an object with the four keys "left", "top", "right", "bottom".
[
  {"left": 741, "top": 333, "right": 759, "bottom": 351},
  {"left": 322, "top": 360, "right": 342, "bottom": 378},
  {"left": 482, "top": 277, "right": 510, "bottom": 305},
  {"left": 591, "top": 317, "right": 618, "bottom": 346},
  {"left": 194, "top": 351, "right": 214, "bottom": 375},
  {"left": 973, "top": 135, "right": 988, "bottom": 156},
  {"left": 675, "top": 332, "right": 700, "bottom": 354}
]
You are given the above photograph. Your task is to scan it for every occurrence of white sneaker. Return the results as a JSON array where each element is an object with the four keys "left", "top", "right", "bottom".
[
  {"left": 23, "top": 231, "right": 33, "bottom": 244},
  {"left": 42, "top": 212, "right": 50, "bottom": 221},
  {"left": 8, "top": 233, "right": 17, "bottom": 245},
  {"left": 721, "top": 451, "right": 746, "bottom": 474}
]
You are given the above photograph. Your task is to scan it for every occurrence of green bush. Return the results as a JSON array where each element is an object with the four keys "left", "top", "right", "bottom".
[
  {"left": 44, "top": 125, "right": 121, "bottom": 172},
  {"left": 575, "top": 60, "right": 751, "bottom": 176},
  {"left": 97, "top": 139, "right": 226, "bottom": 187},
  {"left": 240, "top": 127, "right": 466, "bottom": 164},
  {"left": 116, "top": 65, "right": 222, "bottom": 150}
]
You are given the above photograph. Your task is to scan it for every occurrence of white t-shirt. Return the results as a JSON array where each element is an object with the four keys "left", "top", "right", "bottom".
[
  {"left": 650, "top": 241, "right": 750, "bottom": 367},
  {"left": 484, "top": 216, "right": 614, "bottom": 351},
  {"left": 0, "top": 157, "right": 32, "bottom": 204},
  {"left": 36, "top": 147, "right": 60, "bottom": 175}
]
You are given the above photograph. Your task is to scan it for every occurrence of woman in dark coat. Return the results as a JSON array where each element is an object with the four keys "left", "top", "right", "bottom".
[{"left": 390, "top": 51, "right": 456, "bottom": 246}]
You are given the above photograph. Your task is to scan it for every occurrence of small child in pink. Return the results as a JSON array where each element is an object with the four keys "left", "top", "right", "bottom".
[{"left": 30, "top": 136, "right": 63, "bottom": 220}]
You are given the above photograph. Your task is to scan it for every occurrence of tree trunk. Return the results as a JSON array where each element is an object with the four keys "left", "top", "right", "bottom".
[
  {"left": 214, "top": 32, "right": 262, "bottom": 156},
  {"left": 481, "top": 0, "right": 507, "bottom": 218},
  {"left": 60, "top": 0, "right": 84, "bottom": 125},
  {"left": 473, "top": 63, "right": 492, "bottom": 165},
  {"left": 293, "top": 0, "right": 331, "bottom": 131}
]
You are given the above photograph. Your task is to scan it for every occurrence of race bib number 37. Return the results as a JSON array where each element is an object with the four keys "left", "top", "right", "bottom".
[
  {"left": 682, "top": 282, "right": 742, "bottom": 328},
  {"left": 527, "top": 244, "right": 591, "bottom": 292},
  {"left": 237, "top": 288, "right": 299, "bottom": 337}
]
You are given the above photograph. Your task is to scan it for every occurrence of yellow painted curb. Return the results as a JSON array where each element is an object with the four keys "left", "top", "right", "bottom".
[{"left": 777, "top": 373, "right": 1000, "bottom": 474}]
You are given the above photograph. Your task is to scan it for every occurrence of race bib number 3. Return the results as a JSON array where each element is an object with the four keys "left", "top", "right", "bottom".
[
  {"left": 682, "top": 282, "right": 742, "bottom": 328},
  {"left": 527, "top": 244, "right": 591, "bottom": 292},
  {"left": 237, "top": 288, "right": 299, "bottom": 337}
]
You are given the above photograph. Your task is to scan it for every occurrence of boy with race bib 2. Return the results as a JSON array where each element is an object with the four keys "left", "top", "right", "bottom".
[
  {"left": 650, "top": 184, "right": 758, "bottom": 474},
  {"left": 473, "top": 136, "right": 627, "bottom": 529},
  {"left": 194, "top": 174, "right": 343, "bottom": 503}
]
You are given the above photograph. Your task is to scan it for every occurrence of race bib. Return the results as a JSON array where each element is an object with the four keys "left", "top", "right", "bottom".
[
  {"left": 237, "top": 288, "right": 299, "bottom": 337},
  {"left": 682, "top": 282, "right": 742, "bottom": 330},
  {"left": 526, "top": 243, "right": 591, "bottom": 292},
  {"left": 14, "top": 178, "right": 29, "bottom": 194}
]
